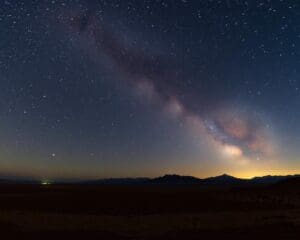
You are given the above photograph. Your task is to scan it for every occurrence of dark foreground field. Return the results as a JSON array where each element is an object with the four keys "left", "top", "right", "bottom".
[{"left": 0, "top": 182, "right": 300, "bottom": 239}]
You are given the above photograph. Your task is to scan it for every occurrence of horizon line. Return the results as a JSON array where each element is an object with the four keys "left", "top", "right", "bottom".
[{"left": 1, "top": 172, "right": 300, "bottom": 182}]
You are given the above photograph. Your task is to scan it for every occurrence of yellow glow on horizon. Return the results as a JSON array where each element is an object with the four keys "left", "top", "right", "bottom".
[{"left": 231, "top": 168, "right": 300, "bottom": 179}]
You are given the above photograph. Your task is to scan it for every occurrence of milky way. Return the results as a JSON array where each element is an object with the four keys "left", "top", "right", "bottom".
[
  {"left": 63, "top": 7, "right": 275, "bottom": 162},
  {"left": 1, "top": 0, "right": 300, "bottom": 179}
]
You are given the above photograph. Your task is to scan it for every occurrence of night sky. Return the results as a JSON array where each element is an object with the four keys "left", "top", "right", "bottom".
[{"left": 1, "top": 0, "right": 300, "bottom": 179}]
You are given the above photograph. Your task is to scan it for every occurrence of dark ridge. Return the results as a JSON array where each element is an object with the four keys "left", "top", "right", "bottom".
[
  {"left": 83, "top": 178, "right": 150, "bottom": 185},
  {"left": 250, "top": 174, "right": 300, "bottom": 184},
  {"left": 271, "top": 176, "right": 300, "bottom": 191},
  {"left": 0, "top": 179, "right": 39, "bottom": 185},
  {"left": 202, "top": 174, "right": 246, "bottom": 185},
  {"left": 147, "top": 174, "right": 202, "bottom": 185},
  {"left": 1, "top": 174, "right": 300, "bottom": 186}
]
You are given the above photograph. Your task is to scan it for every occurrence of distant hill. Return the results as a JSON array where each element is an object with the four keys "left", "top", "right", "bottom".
[
  {"left": 0, "top": 177, "right": 40, "bottom": 185},
  {"left": 271, "top": 176, "right": 300, "bottom": 191},
  {"left": 148, "top": 174, "right": 202, "bottom": 185},
  {"left": 0, "top": 179, "right": 39, "bottom": 184},
  {"left": 148, "top": 174, "right": 247, "bottom": 185},
  {"left": 78, "top": 174, "right": 300, "bottom": 186},
  {"left": 202, "top": 174, "right": 247, "bottom": 186},
  {"left": 84, "top": 178, "right": 150, "bottom": 185},
  {"left": 1, "top": 174, "right": 299, "bottom": 186},
  {"left": 80, "top": 174, "right": 265, "bottom": 186},
  {"left": 250, "top": 175, "right": 300, "bottom": 184}
]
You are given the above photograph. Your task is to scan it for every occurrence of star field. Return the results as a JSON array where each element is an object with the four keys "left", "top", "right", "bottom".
[{"left": 1, "top": 0, "right": 300, "bottom": 179}]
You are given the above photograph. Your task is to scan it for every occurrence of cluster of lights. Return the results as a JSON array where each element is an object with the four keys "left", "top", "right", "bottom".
[{"left": 41, "top": 180, "right": 52, "bottom": 185}]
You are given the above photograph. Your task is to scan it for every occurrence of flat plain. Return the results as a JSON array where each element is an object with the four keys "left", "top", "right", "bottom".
[{"left": 0, "top": 182, "right": 299, "bottom": 239}]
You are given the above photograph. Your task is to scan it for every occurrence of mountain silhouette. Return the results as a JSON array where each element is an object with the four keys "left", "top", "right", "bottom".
[
  {"left": 84, "top": 178, "right": 150, "bottom": 185},
  {"left": 81, "top": 174, "right": 300, "bottom": 186},
  {"left": 1, "top": 174, "right": 299, "bottom": 186},
  {"left": 148, "top": 174, "right": 202, "bottom": 184},
  {"left": 250, "top": 175, "right": 300, "bottom": 184},
  {"left": 202, "top": 174, "right": 246, "bottom": 185},
  {"left": 271, "top": 176, "right": 300, "bottom": 192}
]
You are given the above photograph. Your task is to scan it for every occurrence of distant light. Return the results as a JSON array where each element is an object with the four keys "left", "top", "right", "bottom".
[{"left": 41, "top": 180, "right": 51, "bottom": 185}]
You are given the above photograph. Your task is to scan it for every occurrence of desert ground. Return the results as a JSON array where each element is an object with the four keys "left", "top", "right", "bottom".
[{"left": 0, "top": 183, "right": 299, "bottom": 239}]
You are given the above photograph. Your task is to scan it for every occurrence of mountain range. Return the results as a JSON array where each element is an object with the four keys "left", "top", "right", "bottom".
[
  {"left": 0, "top": 174, "right": 299, "bottom": 186},
  {"left": 82, "top": 173, "right": 300, "bottom": 186}
]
